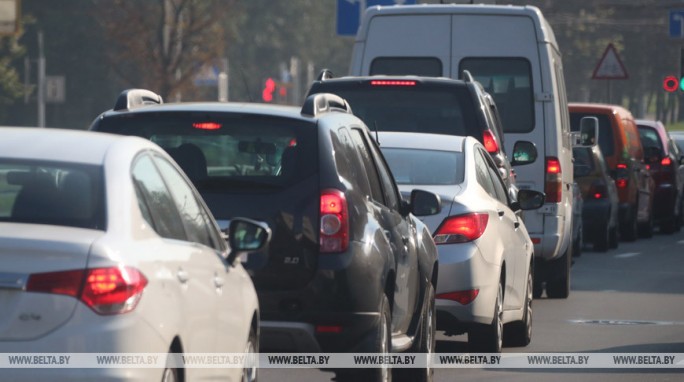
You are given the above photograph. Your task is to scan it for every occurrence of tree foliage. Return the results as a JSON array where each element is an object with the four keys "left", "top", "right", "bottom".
[{"left": 0, "top": 23, "right": 28, "bottom": 121}]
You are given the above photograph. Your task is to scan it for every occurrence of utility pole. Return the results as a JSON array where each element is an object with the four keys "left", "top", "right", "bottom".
[{"left": 37, "top": 30, "right": 45, "bottom": 127}]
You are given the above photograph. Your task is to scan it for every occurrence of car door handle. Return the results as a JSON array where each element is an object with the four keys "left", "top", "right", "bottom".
[
  {"left": 514, "top": 221, "right": 520, "bottom": 229},
  {"left": 176, "top": 268, "right": 189, "bottom": 284},
  {"left": 402, "top": 236, "right": 409, "bottom": 245},
  {"left": 213, "top": 276, "right": 224, "bottom": 289},
  {"left": 497, "top": 210, "right": 505, "bottom": 217}
]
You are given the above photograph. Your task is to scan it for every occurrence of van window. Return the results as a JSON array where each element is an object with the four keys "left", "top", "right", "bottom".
[
  {"left": 459, "top": 58, "right": 534, "bottom": 133},
  {"left": 370, "top": 57, "right": 442, "bottom": 76},
  {"left": 569, "top": 112, "right": 615, "bottom": 157}
]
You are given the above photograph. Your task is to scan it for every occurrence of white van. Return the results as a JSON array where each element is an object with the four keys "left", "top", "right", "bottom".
[{"left": 351, "top": 4, "right": 574, "bottom": 298}]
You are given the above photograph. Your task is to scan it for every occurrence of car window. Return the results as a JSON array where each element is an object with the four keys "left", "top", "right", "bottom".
[
  {"left": 637, "top": 126, "right": 663, "bottom": 154},
  {"left": 460, "top": 58, "right": 534, "bottom": 133},
  {"left": 365, "top": 133, "right": 401, "bottom": 211},
  {"left": 474, "top": 148, "right": 498, "bottom": 199},
  {"left": 131, "top": 153, "right": 187, "bottom": 241},
  {"left": 350, "top": 128, "right": 384, "bottom": 204},
  {"left": 153, "top": 154, "right": 222, "bottom": 250},
  {"left": 483, "top": 150, "right": 509, "bottom": 204},
  {"left": 382, "top": 147, "right": 464, "bottom": 185},
  {"left": 0, "top": 160, "right": 105, "bottom": 230},
  {"left": 332, "top": 127, "right": 372, "bottom": 197}
]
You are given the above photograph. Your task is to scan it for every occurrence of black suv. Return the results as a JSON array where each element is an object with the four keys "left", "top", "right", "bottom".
[
  {"left": 306, "top": 71, "right": 536, "bottom": 194},
  {"left": 91, "top": 90, "right": 441, "bottom": 381}
]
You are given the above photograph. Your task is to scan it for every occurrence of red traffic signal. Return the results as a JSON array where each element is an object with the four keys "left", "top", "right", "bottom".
[
  {"left": 262, "top": 77, "right": 276, "bottom": 102},
  {"left": 663, "top": 76, "right": 680, "bottom": 93}
]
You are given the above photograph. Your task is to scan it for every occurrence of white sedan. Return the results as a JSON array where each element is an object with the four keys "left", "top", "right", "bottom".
[
  {"left": 379, "top": 132, "right": 544, "bottom": 353},
  {"left": 0, "top": 128, "right": 269, "bottom": 381}
]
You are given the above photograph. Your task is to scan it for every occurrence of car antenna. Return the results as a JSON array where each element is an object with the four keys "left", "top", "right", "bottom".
[{"left": 373, "top": 121, "right": 380, "bottom": 145}]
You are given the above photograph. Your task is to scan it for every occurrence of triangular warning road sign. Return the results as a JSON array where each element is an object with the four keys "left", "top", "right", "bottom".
[{"left": 592, "top": 43, "right": 629, "bottom": 80}]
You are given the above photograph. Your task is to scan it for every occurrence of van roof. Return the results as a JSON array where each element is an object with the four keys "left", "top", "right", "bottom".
[
  {"left": 568, "top": 102, "right": 633, "bottom": 118},
  {"left": 358, "top": 4, "right": 557, "bottom": 46}
]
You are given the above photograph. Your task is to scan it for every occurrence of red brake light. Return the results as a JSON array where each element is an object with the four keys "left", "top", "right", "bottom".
[
  {"left": 545, "top": 157, "right": 562, "bottom": 203},
  {"left": 192, "top": 122, "right": 222, "bottom": 130},
  {"left": 616, "top": 163, "right": 628, "bottom": 169},
  {"left": 26, "top": 270, "right": 85, "bottom": 298},
  {"left": 320, "top": 189, "right": 349, "bottom": 253},
  {"left": 483, "top": 130, "right": 499, "bottom": 154},
  {"left": 434, "top": 213, "right": 488, "bottom": 244},
  {"left": 616, "top": 179, "right": 628, "bottom": 188},
  {"left": 661, "top": 157, "right": 672, "bottom": 166},
  {"left": 26, "top": 266, "right": 148, "bottom": 315},
  {"left": 369, "top": 80, "right": 416, "bottom": 86},
  {"left": 316, "top": 325, "right": 343, "bottom": 334},
  {"left": 436, "top": 289, "right": 479, "bottom": 305}
]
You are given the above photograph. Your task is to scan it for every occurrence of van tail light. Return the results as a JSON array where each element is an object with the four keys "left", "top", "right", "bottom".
[
  {"left": 545, "top": 157, "right": 562, "bottom": 203},
  {"left": 661, "top": 157, "right": 672, "bottom": 166},
  {"left": 615, "top": 163, "right": 629, "bottom": 189},
  {"left": 436, "top": 289, "right": 479, "bottom": 305},
  {"left": 433, "top": 213, "right": 488, "bottom": 244},
  {"left": 320, "top": 189, "right": 349, "bottom": 253},
  {"left": 482, "top": 130, "right": 499, "bottom": 154},
  {"left": 26, "top": 266, "right": 148, "bottom": 315}
]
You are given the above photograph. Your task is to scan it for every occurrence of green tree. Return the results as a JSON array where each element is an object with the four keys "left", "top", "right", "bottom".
[{"left": 0, "top": 25, "right": 28, "bottom": 122}]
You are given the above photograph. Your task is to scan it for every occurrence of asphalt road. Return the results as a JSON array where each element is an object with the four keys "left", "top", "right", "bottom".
[{"left": 260, "top": 228, "right": 684, "bottom": 381}]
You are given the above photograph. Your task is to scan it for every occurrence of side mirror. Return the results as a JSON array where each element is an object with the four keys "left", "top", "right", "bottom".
[
  {"left": 409, "top": 189, "right": 442, "bottom": 216},
  {"left": 578, "top": 116, "right": 599, "bottom": 147},
  {"left": 511, "top": 189, "right": 546, "bottom": 211},
  {"left": 511, "top": 141, "right": 537, "bottom": 166},
  {"left": 225, "top": 217, "right": 272, "bottom": 265}
]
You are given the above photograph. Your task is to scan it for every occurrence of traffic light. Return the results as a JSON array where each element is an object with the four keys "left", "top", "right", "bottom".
[{"left": 262, "top": 77, "right": 275, "bottom": 102}]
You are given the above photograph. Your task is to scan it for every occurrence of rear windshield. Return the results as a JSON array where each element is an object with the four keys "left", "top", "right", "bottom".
[
  {"left": 381, "top": 147, "right": 465, "bottom": 185},
  {"left": 0, "top": 160, "right": 105, "bottom": 230},
  {"left": 459, "top": 58, "right": 534, "bottom": 133},
  {"left": 96, "top": 113, "right": 318, "bottom": 192},
  {"left": 310, "top": 82, "right": 480, "bottom": 138},
  {"left": 570, "top": 113, "right": 614, "bottom": 157}
]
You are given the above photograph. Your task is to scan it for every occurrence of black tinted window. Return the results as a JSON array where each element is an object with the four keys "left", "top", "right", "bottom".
[
  {"left": 0, "top": 160, "right": 105, "bottom": 230},
  {"left": 350, "top": 129, "right": 384, "bottom": 204},
  {"left": 460, "top": 58, "right": 534, "bottom": 133},
  {"left": 637, "top": 126, "right": 663, "bottom": 154},
  {"left": 570, "top": 113, "right": 615, "bottom": 157},
  {"left": 370, "top": 57, "right": 442, "bottom": 76},
  {"left": 310, "top": 82, "right": 479, "bottom": 138}
]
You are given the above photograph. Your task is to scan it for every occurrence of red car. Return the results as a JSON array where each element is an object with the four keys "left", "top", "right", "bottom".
[{"left": 636, "top": 120, "right": 684, "bottom": 233}]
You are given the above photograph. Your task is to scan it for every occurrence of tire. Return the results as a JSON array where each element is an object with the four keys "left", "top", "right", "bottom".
[
  {"left": 621, "top": 206, "right": 638, "bottom": 242},
  {"left": 638, "top": 210, "right": 654, "bottom": 238},
  {"left": 504, "top": 268, "right": 532, "bottom": 347},
  {"left": 398, "top": 285, "right": 435, "bottom": 382},
  {"left": 241, "top": 327, "right": 258, "bottom": 382},
  {"left": 572, "top": 225, "right": 582, "bottom": 258},
  {"left": 546, "top": 245, "right": 571, "bottom": 299},
  {"left": 468, "top": 280, "right": 503, "bottom": 353},
  {"left": 608, "top": 224, "right": 619, "bottom": 249},
  {"left": 593, "top": 225, "right": 610, "bottom": 252}
]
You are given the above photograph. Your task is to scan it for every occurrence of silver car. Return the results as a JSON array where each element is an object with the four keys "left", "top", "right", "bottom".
[{"left": 379, "top": 132, "right": 544, "bottom": 353}]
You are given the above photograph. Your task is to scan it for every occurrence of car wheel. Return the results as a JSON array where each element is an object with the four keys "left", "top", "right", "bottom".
[
  {"left": 468, "top": 280, "right": 503, "bottom": 353},
  {"left": 638, "top": 211, "right": 654, "bottom": 238},
  {"left": 572, "top": 225, "right": 582, "bottom": 258},
  {"left": 593, "top": 225, "right": 610, "bottom": 252},
  {"left": 608, "top": 224, "right": 619, "bottom": 249},
  {"left": 241, "top": 327, "right": 258, "bottom": 382},
  {"left": 504, "top": 269, "right": 532, "bottom": 347},
  {"left": 398, "top": 285, "right": 435, "bottom": 382},
  {"left": 621, "top": 206, "right": 638, "bottom": 242},
  {"left": 546, "top": 245, "right": 571, "bottom": 299},
  {"left": 162, "top": 351, "right": 181, "bottom": 382}
]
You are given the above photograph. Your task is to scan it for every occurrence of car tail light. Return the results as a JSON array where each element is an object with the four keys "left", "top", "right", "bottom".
[
  {"left": 316, "top": 325, "right": 343, "bottom": 334},
  {"left": 545, "top": 157, "right": 562, "bottom": 203},
  {"left": 589, "top": 181, "right": 608, "bottom": 199},
  {"left": 370, "top": 80, "right": 416, "bottom": 86},
  {"left": 615, "top": 163, "right": 628, "bottom": 189},
  {"left": 436, "top": 289, "right": 479, "bottom": 305},
  {"left": 661, "top": 157, "right": 672, "bottom": 166},
  {"left": 320, "top": 189, "right": 349, "bottom": 253},
  {"left": 434, "top": 213, "right": 488, "bottom": 244},
  {"left": 26, "top": 266, "right": 148, "bottom": 315},
  {"left": 482, "top": 130, "right": 499, "bottom": 154},
  {"left": 192, "top": 122, "right": 222, "bottom": 130}
]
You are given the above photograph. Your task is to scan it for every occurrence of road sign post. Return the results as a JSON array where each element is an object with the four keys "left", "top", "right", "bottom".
[{"left": 337, "top": 0, "right": 416, "bottom": 36}]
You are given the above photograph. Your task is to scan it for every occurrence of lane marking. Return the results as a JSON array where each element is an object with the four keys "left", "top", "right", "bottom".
[
  {"left": 678, "top": 240, "right": 684, "bottom": 245},
  {"left": 614, "top": 252, "right": 640, "bottom": 258},
  {"left": 569, "top": 319, "right": 684, "bottom": 326}
]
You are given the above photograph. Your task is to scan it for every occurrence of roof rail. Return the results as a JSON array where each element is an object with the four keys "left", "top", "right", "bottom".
[
  {"left": 317, "top": 69, "right": 334, "bottom": 81},
  {"left": 114, "top": 89, "right": 163, "bottom": 111},
  {"left": 301, "top": 93, "right": 352, "bottom": 117},
  {"left": 461, "top": 70, "right": 474, "bottom": 83}
]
